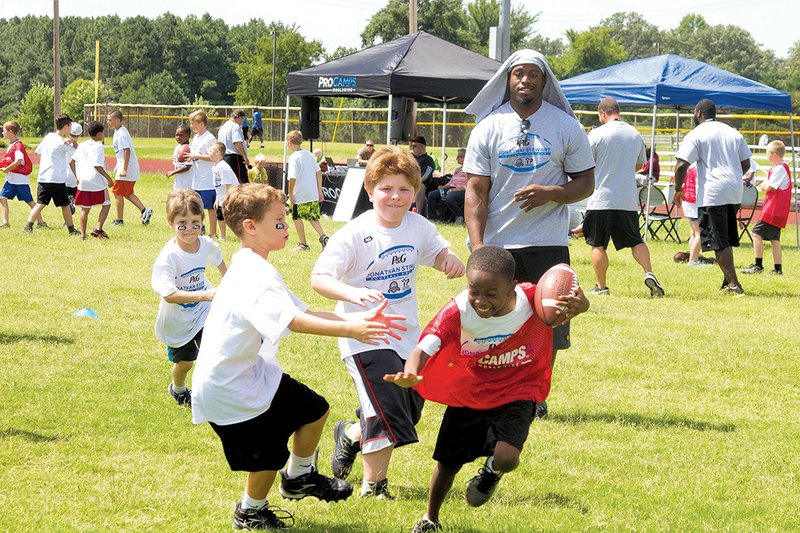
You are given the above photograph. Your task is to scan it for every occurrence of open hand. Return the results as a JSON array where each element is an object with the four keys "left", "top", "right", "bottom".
[
  {"left": 383, "top": 372, "right": 423, "bottom": 388},
  {"left": 360, "top": 299, "right": 407, "bottom": 342},
  {"left": 347, "top": 287, "right": 385, "bottom": 306}
]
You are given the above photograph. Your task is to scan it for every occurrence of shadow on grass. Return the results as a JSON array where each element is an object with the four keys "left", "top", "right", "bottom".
[
  {"left": 0, "top": 332, "right": 75, "bottom": 345},
  {"left": 551, "top": 412, "right": 735, "bottom": 433},
  {"left": 0, "top": 428, "right": 63, "bottom": 442},
  {"left": 531, "top": 491, "right": 590, "bottom": 514}
]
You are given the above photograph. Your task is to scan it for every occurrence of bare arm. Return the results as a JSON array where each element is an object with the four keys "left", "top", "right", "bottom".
[
  {"left": 513, "top": 167, "right": 595, "bottom": 212},
  {"left": 289, "top": 300, "right": 406, "bottom": 345},
  {"left": 673, "top": 158, "right": 690, "bottom": 206},
  {"left": 311, "top": 273, "right": 384, "bottom": 306},
  {"left": 317, "top": 169, "right": 323, "bottom": 202},
  {"left": 234, "top": 141, "right": 249, "bottom": 165},
  {"left": 1, "top": 159, "right": 21, "bottom": 173},
  {"left": 433, "top": 248, "right": 465, "bottom": 279},
  {"left": 465, "top": 173, "right": 490, "bottom": 250},
  {"left": 163, "top": 289, "right": 215, "bottom": 304},
  {"left": 94, "top": 166, "right": 115, "bottom": 188},
  {"left": 119, "top": 148, "right": 130, "bottom": 176},
  {"left": 166, "top": 164, "right": 191, "bottom": 178},
  {"left": 217, "top": 260, "right": 227, "bottom": 277},
  {"left": 288, "top": 178, "right": 296, "bottom": 203},
  {"left": 383, "top": 346, "right": 431, "bottom": 387},
  {"left": 740, "top": 159, "right": 750, "bottom": 176}
]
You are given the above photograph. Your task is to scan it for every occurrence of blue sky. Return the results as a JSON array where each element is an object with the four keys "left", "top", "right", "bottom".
[{"left": 5, "top": 0, "right": 794, "bottom": 58}]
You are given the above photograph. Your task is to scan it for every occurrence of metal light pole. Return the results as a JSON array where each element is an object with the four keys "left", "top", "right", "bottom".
[{"left": 271, "top": 31, "right": 277, "bottom": 141}]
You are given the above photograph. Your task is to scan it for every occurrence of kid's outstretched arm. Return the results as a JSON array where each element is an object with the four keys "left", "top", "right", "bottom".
[
  {"left": 434, "top": 248, "right": 465, "bottom": 279},
  {"left": 289, "top": 303, "right": 404, "bottom": 345},
  {"left": 311, "top": 273, "right": 385, "bottom": 306},
  {"left": 383, "top": 347, "right": 430, "bottom": 387}
]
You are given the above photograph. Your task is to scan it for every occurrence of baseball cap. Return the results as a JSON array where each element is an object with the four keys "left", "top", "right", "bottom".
[
  {"left": 409, "top": 135, "right": 427, "bottom": 146},
  {"left": 70, "top": 122, "right": 83, "bottom": 136}
]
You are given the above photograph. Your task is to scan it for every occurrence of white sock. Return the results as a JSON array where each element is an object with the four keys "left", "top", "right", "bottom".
[
  {"left": 285, "top": 452, "right": 315, "bottom": 478},
  {"left": 171, "top": 383, "right": 187, "bottom": 393},
  {"left": 344, "top": 422, "right": 361, "bottom": 443},
  {"left": 241, "top": 490, "right": 267, "bottom": 510},
  {"left": 486, "top": 455, "right": 499, "bottom": 473}
]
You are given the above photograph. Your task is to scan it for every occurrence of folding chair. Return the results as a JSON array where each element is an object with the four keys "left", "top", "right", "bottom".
[
  {"left": 639, "top": 186, "right": 682, "bottom": 242},
  {"left": 737, "top": 184, "right": 759, "bottom": 243}
]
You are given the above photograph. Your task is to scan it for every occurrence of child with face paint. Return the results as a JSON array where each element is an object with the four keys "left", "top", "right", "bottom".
[{"left": 151, "top": 189, "right": 228, "bottom": 407}]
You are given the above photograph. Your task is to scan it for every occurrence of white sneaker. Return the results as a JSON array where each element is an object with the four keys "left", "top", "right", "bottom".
[
  {"left": 141, "top": 207, "right": 153, "bottom": 225},
  {"left": 644, "top": 272, "right": 665, "bottom": 297}
]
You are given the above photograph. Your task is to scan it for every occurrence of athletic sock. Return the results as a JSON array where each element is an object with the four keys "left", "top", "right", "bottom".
[
  {"left": 774, "top": 264, "right": 782, "bottom": 273},
  {"left": 486, "top": 455, "right": 500, "bottom": 473},
  {"left": 241, "top": 490, "right": 267, "bottom": 510},
  {"left": 755, "top": 257, "right": 763, "bottom": 267},
  {"left": 285, "top": 452, "right": 315, "bottom": 478},
  {"left": 171, "top": 384, "right": 187, "bottom": 393},
  {"left": 344, "top": 422, "right": 361, "bottom": 443}
]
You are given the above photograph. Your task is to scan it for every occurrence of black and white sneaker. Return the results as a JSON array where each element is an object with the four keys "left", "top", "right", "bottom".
[
  {"left": 534, "top": 401, "right": 548, "bottom": 420},
  {"left": 279, "top": 466, "right": 353, "bottom": 502},
  {"left": 644, "top": 272, "right": 665, "bottom": 297},
  {"left": 412, "top": 516, "right": 442, "bottom": 532},
  {"left": 233, "top": 501, "right": 294, "bottom": 530},
  {"left": 360, "top": 478, "right": 395, "bottom": 500},
  {"left": 168, "top": 384, "right": 191, "bottom": 406},
  {"left": 111, "top": 220, "right": 124, "bottom": 226},
  {"left": 319, "top": 234, "right": 329, "bottom": 249},
  {"left": 740, "top": 263, "right": 764, "bottom": 274},
  {"left": 141, "top": 207, "right": 153, "bottom": 225},
  {"left": 587, "top": 284, "right": 610, "bottom": 296},
  {"left": 331, "top": 420, "right": 360, "bottom": 479},
  {"left": 465, "top": 461, "right": 503, "bottom": 507}
]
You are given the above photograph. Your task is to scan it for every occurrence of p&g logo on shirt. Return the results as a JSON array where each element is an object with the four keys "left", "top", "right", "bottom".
[
  {"left": 498, "top": 133, "right": 552, "bottom": 173},
  {"left": 365, "top": 245, "right": 415, "bottom": 300}
]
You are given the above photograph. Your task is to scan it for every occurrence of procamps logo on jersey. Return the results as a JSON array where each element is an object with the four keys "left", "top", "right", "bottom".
[
  {"left": 317, "top": 76, "right": 358, "bottom": 93},
  {"left": 498, "top": 133, "right": 552, "bottom": 173},
  {"left": 365, "top": 245, "right": 415, "bottom": 300}
]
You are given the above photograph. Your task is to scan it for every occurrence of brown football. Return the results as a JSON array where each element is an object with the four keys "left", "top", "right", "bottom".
[{"left": 534, "top": 263, "right": 579, "bottom": 327}]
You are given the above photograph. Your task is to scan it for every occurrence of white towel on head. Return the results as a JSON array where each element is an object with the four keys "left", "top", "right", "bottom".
[{"left": 465, "top": 49, "right": 575, "bottom": 122}]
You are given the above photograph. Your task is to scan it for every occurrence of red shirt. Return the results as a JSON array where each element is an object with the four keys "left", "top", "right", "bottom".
[
  {"left": 761, "top": 163, "right": 792, "bottom": 228},
  {"left": 683, "top": 165, "right": 697, "bottom": 204},
  {"left": 414, "top": 283, "right": 553, "bottom": 410},
  {"left": 1, "top": 140, "right": 32, "bottom": 175}
]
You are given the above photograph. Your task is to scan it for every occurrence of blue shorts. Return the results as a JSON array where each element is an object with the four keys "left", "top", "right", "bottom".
[
  {"left": 1, "top": 182, "right": 33, "bottom": 202},
  {"left": 195, "top": 189, "right": 216, "bottom": 210}
]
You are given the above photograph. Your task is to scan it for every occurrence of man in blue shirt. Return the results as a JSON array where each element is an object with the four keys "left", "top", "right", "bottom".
[{"left": 250, "top": 107, "right": 264, "bottom": 148}]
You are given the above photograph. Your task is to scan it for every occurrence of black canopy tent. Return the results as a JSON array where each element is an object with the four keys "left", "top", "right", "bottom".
[{"left": 285, "top": 31, "right": 501, "bottom": 179}]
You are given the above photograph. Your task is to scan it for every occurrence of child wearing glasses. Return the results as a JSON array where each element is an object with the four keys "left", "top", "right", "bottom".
[{"left": 151, "top": 189, "right": 228, "bottom": 407}]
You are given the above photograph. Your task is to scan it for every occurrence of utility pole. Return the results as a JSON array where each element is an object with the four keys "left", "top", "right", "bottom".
[
  {"left": 499, "top": 0, "right": 511, "bottom": 60},
  {"left": 409, "top": 0, "right": 417, "bottom": 33},
  {"left": 271, "top": 30, "right": 277, "bottom": 141},
  {"left": 53, "top": 0, "right": 61, "bottom": 124}
]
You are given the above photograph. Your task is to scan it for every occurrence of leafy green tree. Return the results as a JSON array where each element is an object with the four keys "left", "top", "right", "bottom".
[
  {"left": 119, "top": 71, "right": 188, "bottom": 105},
  {"left": 523, "top": 34, "right": 565, "bottom": 58},
  {"left": 595, "top": 12, "right": 662, "bottom": 59},
  {"left": 19, "top": 84, "right": 55, "bottom": 136},
  {"left": 61, "top": 79, "right": 98, "bottom": 121},
  {"left": 551, "top": 28, "right": 627, "bottom": 79},
  {"left": 466, "top": 0, "right": 537, "bottom": 54},
  {"left": 361, "top": 0, "right": 474, "bottom": 49},
  {"left": 778, "top": 42, "right": 800, "bottom": 93},
  {"left": 234, "top": 26, "right": 324, "bottom": 107},
  {"left": 325, "top": 46, "right": 359, "bottom": 61}
]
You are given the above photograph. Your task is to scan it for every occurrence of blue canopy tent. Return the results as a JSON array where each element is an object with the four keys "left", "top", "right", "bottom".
[{"left": 560, "top": 54, "right": 798, "bottom": 246}]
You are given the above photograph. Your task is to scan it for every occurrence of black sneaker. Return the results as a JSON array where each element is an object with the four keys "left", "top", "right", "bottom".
[
  {"left": 279, "top": 466, "right": 353, "bottom": 502},
  {"left": 740, "top": 263, "right": 764, "bottom": 274},
  {"left": 534, "top": 401, "right": 548, "bottom": 420},
  {"left": 233, "top": 501, "right": 294, "bottom": 530},
  {"left": 91, "top": 228, "right": 110, "bottom": 240},
  {"left": 111, "top": 220, "right": 124, "bottom": 226},
  {"left": 770, "top": 269, "right": 783, "bottom": 276},
  {"left": 465, "top": 461, "right": 503, "bottom": 507},
  {"left": 319, "top": 234, "right": 329, "bottom": 249},
  {"left": 68, "top": 229, "right": 82, "bottom": 236},
  {"left": 360, "top": 478, "right": 395, "bottom": 500},
  {"left": 720, "top": 284, "right": 745, "bottom": 297},
  {"left": 644, "top": 272, "right": 665, "bottom": 297},
  {"left": 331, "top": 420, "right": 360, "bottom": 479},
  {"left": 168, "top": 384, "right": 191, "bottom": 406},
  {"left": 412, "top": 516, "right": 442, "bottom": 532}
]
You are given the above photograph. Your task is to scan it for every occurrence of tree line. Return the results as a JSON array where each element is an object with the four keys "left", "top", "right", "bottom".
[{"left": 4, "top": 3, "right": 800, "bottom": 136}]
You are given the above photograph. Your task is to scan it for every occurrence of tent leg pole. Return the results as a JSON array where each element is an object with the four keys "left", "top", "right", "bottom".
[
  {"left": 441, "top": 103, "right": 447, "bottom": 174},
  {"left": 644, "top": 104, "right": 658, "bottom": 243},
  {"left": 282, "top": 95, "right": 290, "bottom": 193},
  {"left": 387, "top": 95, "right": 393, "bottom": 147},
  {"left": 791, "top": 112, "right": 798, "bottom": 249}
]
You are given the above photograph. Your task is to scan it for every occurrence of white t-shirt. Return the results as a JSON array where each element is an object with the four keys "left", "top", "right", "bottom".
[
  {"left": 287, "top": 149, "right": 320, "bottom": 205},
  {"left": 151, "top": 236, "right": 224, "bottom": 348},
  {"left": 217, "top": 120, "right": 245, "bottom": 156},
  {"left": 112, "top": 125, "right": 140, "bottom": 182},
  {"left": 587, "top": 119, "right": 646, "bottom": 211},
  {"left": 312, "top": 210, "right": 449, "bottom": 359},
  {"left": 65, "top": 143, "right": 78, "bottom": 188},
  {"left": 213, "top": 160, "right": 239, "bottom": 203},
  {"left": 171, "top": 143, "right": 193, "bottom": 190},
  {"left": 675, "top": 120, "right": 752, "bottom": 207},
  {"left": 417, "top": 285, "right": 532, "bottom": 356},
  {"left": 190, "top": 130, "right": 216, "bottom": 191},
  {"left": 5, "top": 141, "right": 28, "bottom": 185},
  {"left": 766, "top": 163, "right": 791, "bottom": 190},
  {"left": 191, "top": 248, "right": 308, "bottom": 425},
  {"left": 463, "top": 101, "right": 595, "bottom": 248},
  {"left": 35, "top": 132, "right": 71, "bottom": 184},
  {"left": 72, "top": 139, "right": 108, "bottom": 192}
]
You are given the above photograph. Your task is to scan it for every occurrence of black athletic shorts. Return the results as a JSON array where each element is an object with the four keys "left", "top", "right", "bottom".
[
  {"left": 752, "top": 220, "right": 781, "bottom": 241},
  {"left": 698, "top": 204, "right": 740, "bottom": 251},
  {"left": 509, "top": 246, "right": 570, "bottom": 350},
  {"left": 37, "top": 182, "right": 70, "bottom": 207},
  {"left": 223, "top": 153, "right": 249, "bottom": 184},
  {"left": 432, "top": 400, "right": 536, "bottom": 467},
  {"left": 215, "top": 205, "right": 224, "bottom": 221},
  {"left": 166, "top": 328, "right": 202, "bottom": 363},
  {"left": 345, "top": 349, "right": 425, "bottom": 453},
  {"left": 210, "top": 374, "right": 329, "bottom": 472},
  {"left": 583, "top": 209, "right": 643, "bottom": 250}
]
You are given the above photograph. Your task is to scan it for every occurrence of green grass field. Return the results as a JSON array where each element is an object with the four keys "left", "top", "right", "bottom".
[{"left": 2, "top": 173, "right": 800, "bottom": 532}]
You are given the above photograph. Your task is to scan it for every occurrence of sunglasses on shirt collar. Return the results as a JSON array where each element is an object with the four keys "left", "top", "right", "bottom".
[{"left": 517, "top": 119, "right": 531, "bottom": 147}]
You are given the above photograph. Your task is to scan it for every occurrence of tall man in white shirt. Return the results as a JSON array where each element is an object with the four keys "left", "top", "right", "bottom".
[
  {"left": 217, "top": 109, "right": 250, "bottom": 184},
  {"left": 673, "top": 99, "right": 752, "bottom": 296}
]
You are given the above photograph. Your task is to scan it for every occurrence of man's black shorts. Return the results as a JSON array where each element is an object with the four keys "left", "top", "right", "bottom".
[
  {"left": 223, "top": 153, "right": 249, "bottom": 184},
  {"left": 166, "top": 329, "right": 202, "bottom": 363},
  {"left": 698, "top": 204, "right": 740, "bottom": 251},
  {"left": 752, "top": 220, "right": 781, "bottom": 241},
  {"left": 37, "top": 182, "right": 70, "bottom": 207},
  {"left": 209, "top": 374, "right": 329, "bottom": 472},
  {"left": 509, "top": 246, "right": 570, "bottom": 350},
  {"left": 432, "top": 400, "right": 536, "bottom": 467},
  {"left": 583, "top": 209, "right": 643, "bottom": 250}
]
